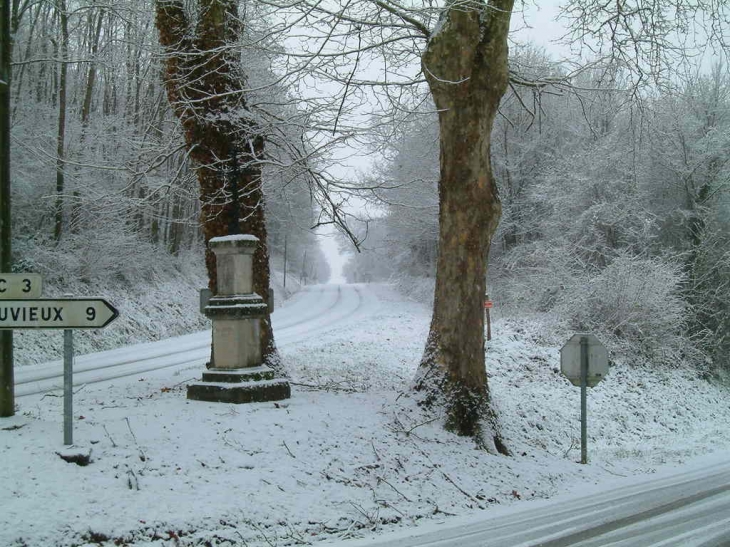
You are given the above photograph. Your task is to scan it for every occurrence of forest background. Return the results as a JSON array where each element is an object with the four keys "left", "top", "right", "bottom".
[
  {"left": 4, "top": 0, "right": 730, "bottom": 381},
  {"left": 345, "top": 55, "right": 730, "bottom": 376},
  {"left": 6, "top": 0, "right": 334, "bottom": 364}
]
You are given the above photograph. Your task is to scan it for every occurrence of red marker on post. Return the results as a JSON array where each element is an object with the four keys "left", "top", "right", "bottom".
[{"left": 484, "top": 295, "right": 493, "bottom": 341}]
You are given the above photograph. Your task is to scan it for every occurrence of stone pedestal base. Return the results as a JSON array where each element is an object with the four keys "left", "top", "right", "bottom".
[
  {"left": 187, "top": 365, "right": 291, "bottom": 404},
  {"left": 202, "top": 365, "right": 275, "bottom": 383}
]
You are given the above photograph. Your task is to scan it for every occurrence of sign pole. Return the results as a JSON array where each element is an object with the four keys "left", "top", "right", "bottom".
[
  {"left": 63, "top": 328, "right": 73, "bottom": 445},
  {"left": 580, "top": 335, "right": 588, "bottom": 464},
  {"left": 561, "top": 333, "right": 608, "bottom": 464},
  {"left": 0, "top": 285, "right": 118, "bottom": 442}
]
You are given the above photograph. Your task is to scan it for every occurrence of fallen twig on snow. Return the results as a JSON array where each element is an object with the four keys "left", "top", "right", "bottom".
[
  {"left": 126, "top": 465, "right": 139, "bottom": 490},
  {"left": 406, "top": 435, "right": 485, "bottom": 509},
  {"left": 289, "top": 380, "right": 359, "bottom": 393},
  {"left": 283, "top": 440, "right": 296, "bottom": 459},
  {"left": 41, "top": 383, "right": 86, "bottom": 399},
  {"left": 563, "top": 433, "right": 579, "bottom": 458},
  {"left": 377, "top": 476, "right": 413, "bottom": 502},
  {"left": 173, "top": 377, "right": 197, "bottom": 388},
  {"left": 246, "top": 520, "right": 277, "bottom": 547},
  {"left": 600, "top": 465, "right": 628, "bottom": 478},
  {"left": 102, "top": 424, "right": 117, "bottom": 448},
  {"left": 371, "top": 440, "right": 381, "bottom": 461},
  {"left": 125, "top": 417, "right": 147, "bottom": 463}
]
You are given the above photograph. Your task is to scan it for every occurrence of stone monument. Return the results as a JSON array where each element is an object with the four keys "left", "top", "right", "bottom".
[{"left": 187, "top": 235, "right": 291, "bottom": 404}]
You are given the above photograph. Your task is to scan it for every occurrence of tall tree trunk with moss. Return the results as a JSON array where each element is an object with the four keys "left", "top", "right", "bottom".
[
  {"left": 414, "top": 0, "right": 513, "bottom": 451},
  {"left": 155, "top": 0, "right": 280, "bottom": 370}
]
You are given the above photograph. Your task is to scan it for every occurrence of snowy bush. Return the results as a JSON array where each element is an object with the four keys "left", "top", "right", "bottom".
[
  {"left": 557, "top": 254, "right": 692, "bottom": 363},
  {"left": 393, "top": 274, "right": 435, "bottom": 304},
  {"left": 18, "top": 230, "right": 172, "bottom": 287},
  {"left": 684, "top": 218, "right": 730, "bottom": 375},
  {"left": 567, "top": 201, "right": 657, "bottom": 269},
  {"left": 493, "top": 241, "right": 578, "bottom": 314}
]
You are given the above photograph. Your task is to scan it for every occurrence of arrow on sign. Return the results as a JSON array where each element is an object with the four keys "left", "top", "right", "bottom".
[{"left": 0, "top": 298, "right": 119, "bottom": 329}]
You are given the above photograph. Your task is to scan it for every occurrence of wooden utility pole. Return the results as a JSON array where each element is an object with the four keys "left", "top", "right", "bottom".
[{"left": 0, "top": 0, "right": 14, "bottom": 417}]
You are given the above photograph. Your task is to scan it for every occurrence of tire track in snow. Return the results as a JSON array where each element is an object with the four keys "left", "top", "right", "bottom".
[
  {"left": 275, "top": 285, "right": 366, "bottom": 346},
  {"left": 15, "top": 284, "right": 370, "bottom": 397},
  {"left": 273, "top": 284, "right": 343, "bottom": 332}
]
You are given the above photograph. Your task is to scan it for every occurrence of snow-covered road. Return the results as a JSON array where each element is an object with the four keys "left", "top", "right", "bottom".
[
  {"left": 5, "top": 282, "right": 730, "bottom": 547},
  {"left": 14, "top": 284, "right": 378, "bottom": 397},
  {"left": 335, "top": 453, "right": 730, "bottom": 547}
]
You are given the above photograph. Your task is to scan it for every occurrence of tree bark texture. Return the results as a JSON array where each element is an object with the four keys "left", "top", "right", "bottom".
[
  {"left": 415, "top": 0, "right": 513, "bottom": 449},
  {"left": 155, "top": 0, "right": 279, "bottom": 367}
]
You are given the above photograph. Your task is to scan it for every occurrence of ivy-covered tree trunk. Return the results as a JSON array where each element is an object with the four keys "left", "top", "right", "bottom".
[
  {"left": 155, "top": 0, "right": 279, "bottom": 368},
  {"left": 415, "top": 0, "right": 513, "bottom": 451}
]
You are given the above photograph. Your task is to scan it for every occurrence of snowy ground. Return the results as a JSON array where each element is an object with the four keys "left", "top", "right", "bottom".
[{"left": 2, "top": 284, "right": 730, "bottom": 547}]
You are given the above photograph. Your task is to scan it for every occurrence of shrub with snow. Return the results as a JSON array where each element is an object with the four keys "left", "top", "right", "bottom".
[{"left": 557, "top": 254, "right": 693, "bottom": 364}]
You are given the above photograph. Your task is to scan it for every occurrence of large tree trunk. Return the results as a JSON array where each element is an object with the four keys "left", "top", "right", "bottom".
[
  {"left": 156, "top": 0, "right": 279, "bottom": 368},
  {"left": 415, "top": 0, "right": 513, "bottom": 450}
]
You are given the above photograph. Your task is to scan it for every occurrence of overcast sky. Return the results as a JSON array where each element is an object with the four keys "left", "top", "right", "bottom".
[{"left": 511, "top": 1, "right": 567, "bottom": 55}]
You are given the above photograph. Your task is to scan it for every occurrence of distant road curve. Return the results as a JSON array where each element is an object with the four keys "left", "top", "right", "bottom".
[
  {"left": 334, "top": 456, "right": 730, "bottom": 547},
  {"left": 15, "top": 284, "right": 376, "bottom": 397}
]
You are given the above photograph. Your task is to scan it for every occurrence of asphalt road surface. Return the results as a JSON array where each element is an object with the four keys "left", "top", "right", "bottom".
[{"left": 334, "top": 456, "right": 730, "bottom": 547}]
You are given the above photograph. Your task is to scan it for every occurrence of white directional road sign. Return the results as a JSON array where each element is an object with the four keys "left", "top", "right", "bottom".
[
  {"left": 0, "top": 273, "right": 42, "bottom": 299},
  {"left": 0, "top": 298, "right": 119, "bottom": 329}
]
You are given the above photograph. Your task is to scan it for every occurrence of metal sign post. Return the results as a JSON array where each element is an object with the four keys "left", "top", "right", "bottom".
[
  {"left": 0, "top": 284, "right": 119, "bottom": 444},
  {"left": 64, "top": 329, "right": 73, "bottom": 445},
  {"left": 560, "top": 333, "right": 609, "bottom": 465},
  {"left": 580, "top": 336, "right": 588, "bottom": 464}
]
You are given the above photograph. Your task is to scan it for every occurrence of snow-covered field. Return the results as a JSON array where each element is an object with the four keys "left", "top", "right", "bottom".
[{"left": 2, "top": 284, "right": 729, "bottom": 546}]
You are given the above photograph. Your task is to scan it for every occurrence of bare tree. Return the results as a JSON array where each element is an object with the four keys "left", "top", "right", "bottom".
[
  {"left": 155, "top": 0, "right": 280, "bottom": 366},
  {"left": 6, "top": 0, "right": 333, "bottom": 357},
  {"left": 272, "top": 0, "right": 515, "bottom": 447},
  {"left": 273, "top": 0, "right": 728, "bottom": 446},
  {"left": 411, "top": 0, "right": 513, "bottom": 447}
]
